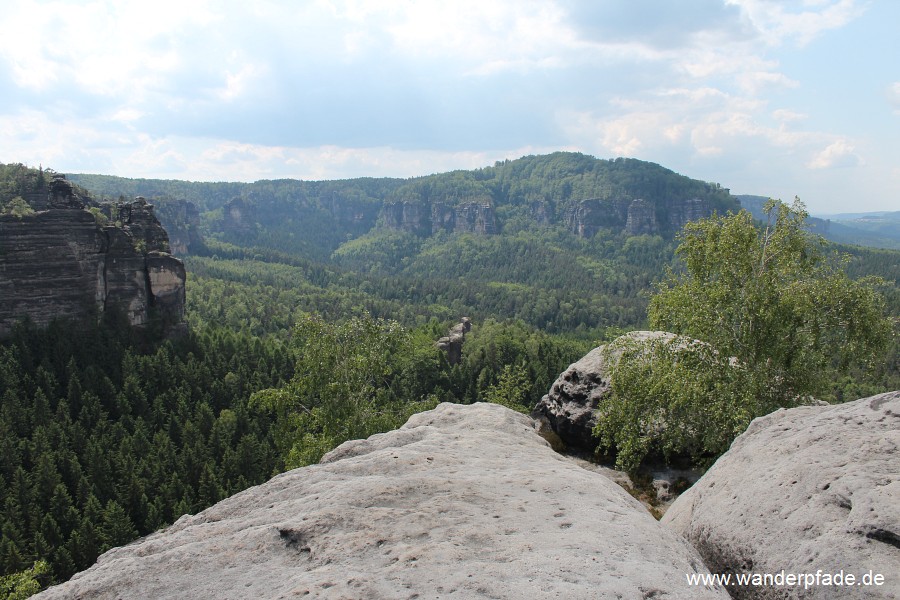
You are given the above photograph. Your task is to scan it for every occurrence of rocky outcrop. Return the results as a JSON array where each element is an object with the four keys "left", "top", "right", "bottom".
[
  {"left": 36, "top": 403, "right": 728, "bottom": 599},
  {"left": 0, "top": 186, "right": 185, "bottom": 335},
  {"left": 564, "top": 198, "right": 630, "bottom": 238},
  {"left": 529, "top": 200, "right": 552, "bottom": 225},
  {"left": 565, "top": 197, "right": 715, "bottom": 238},
  {"left": 625, "top": 198, "right": 659, "bottom": 235},
  {"left": 22, "top": 174, "right": 87, "bottom": 210},
  {"left": 663, "top": 391, "right": 900, "bottom": 599},
  {"left": 382, "top": 201, "right": 497, "bottom": 236},
  {"left": 666, "top": 197, "right": 709, "bottom": 231},
  {"left": 532, "top": 344, "right": 609, "bottom": 450},
  {"left": 103, "top": 197, "right": 170, "bottom": 252},
  {"left": 532, "top": 331, "right": 678, "bottom": 450},
  {"left": 381, "top": 201, "right": 431, "bottom": 236},
  {"left": 448, "top": 202, "right": 497, "bottom": 235},
  {"left": 435, "top": 317, "right": 471, "bottom": 365},
  {"left": 153, "top": 199, "right": 204, "bottom": 255},
  {"left": 222, "top": 197, "right": 257, "bottom": 238}
]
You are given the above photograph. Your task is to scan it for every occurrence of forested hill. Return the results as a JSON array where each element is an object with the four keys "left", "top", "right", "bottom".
[
  {"left": 69, "top": 153, "right": 739, "bottom": 260},
  {"left": 2, "top": 157, "right": 898, "bottom": 593},
  {"left": 737, "top": 194, "right": 900, "bottom": 250}
]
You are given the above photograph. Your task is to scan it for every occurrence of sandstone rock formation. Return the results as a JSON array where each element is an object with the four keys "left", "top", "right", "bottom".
[
  {"left": 222, "top": 197, "right": 257, "bottom": 238},
  {"left": 532, "top": 330, "right": 679, "bottom": 451},
  {"left": 625, "top": 198, "right": 659, "bottom": 235},
  {"left": 435, "top": 317, "right": 471, "bottom": 365},
  {"left": 382, "top": 200, "right": 498, "bottom": 236},
  {"left": 564, "top": 198, "right": 630, "bottom": 238},
  {"left": 153, "top": 198, "right": 205, "bottom": 255},
  {"left": 666, "top": 197, "right": 709, "bottom": 231},
  {"left": 380, "top": 201, "right": 432, "bottom": 236},
  {"left": 36, "top": 403, "right": 728, "bottom": 599},
  {"left": 663, "top": 391, "right": 900, "bottom": 599},
  {"left": 564, "top": 196, "right": 715, "bottom": 239},
  {"left": 0, "top": 184, "right": 185, "bottom": 335},
  {"left": 532, "top": 344, "right": 609, "bottom": 450},
  {"left": 456, "top": 201, "right": 497, "bottom": 235}
]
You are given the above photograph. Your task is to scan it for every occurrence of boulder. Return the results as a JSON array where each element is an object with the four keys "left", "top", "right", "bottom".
[
  {"left": 663, "top": 391, "right": 900, "bottom": 599},
  {"left": 37, "top": 403, "right": 728, "bottom": 599},
  {"left": 532, "top": 330, "right": 677, "bottom": 450}
]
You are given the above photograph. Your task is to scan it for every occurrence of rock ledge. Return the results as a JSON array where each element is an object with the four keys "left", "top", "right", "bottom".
[{"left": 37, "top": 403, "right": 726, "bottom": 599}]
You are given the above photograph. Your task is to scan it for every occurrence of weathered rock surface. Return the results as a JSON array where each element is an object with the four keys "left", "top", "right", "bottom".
[
  {"left": 564, "top": 196, "right": 715, "bottom": 239},
  {"left": 37, "top": 403, "right": 728, "bottom": 600},
  {"left": 222, "top": 197, "right": 257, "bottom": 238},
  {"left": 564, "top": 198, "right": 631, "bottom": 238},
  {"left": 381, "top": 201, "right": 433, "bottom": 236},
  {"left": 435, "top": 317, "right": 471, "bottom": 365},
  {"left": 625, "top": 198, "right": 659, "bottom": 235},
  {"left": 0, "top": 184, "right": 185, "bottom": 334},
  {"left": 382, "top": 200, "right": 498, "bottom": 236},
  {"left": 532, "top": 344, "right": 609, "bottom": 450},
  {"left": 151, "top": 198, "right": 205, "bottom": 255},
  {"left": 532, "top": 330, "right": 677, "bottom": 450},
  {"left": 663, "top": 391, "right": 900, "bottom": 599}
]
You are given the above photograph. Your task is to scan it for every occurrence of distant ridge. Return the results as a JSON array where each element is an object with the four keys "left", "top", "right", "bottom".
[{"left": 736, "top": 194, "right": 900, "bottom": 250}]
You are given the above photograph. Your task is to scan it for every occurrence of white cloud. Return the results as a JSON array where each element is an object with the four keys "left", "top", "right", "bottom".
[
  {"left": 806, "top": 140, "right": 863, "bottom": 169},
  {"left": 889, "top": 82, "right": 900, "bottom": 114},
  {"left": 561, "top": 84, "right": 814, "bottom": 161},
  {"left": 772, "top": 109, "right": 807, "bottom": 122},
  {"left": 726, "top": 0, "right": 865, "bottom": 46},
  {"left": 0, "top": 0, "right": 217, "bottom": 94},
  {"left": 0, "top": 0, "right": 895, "bottom": 213}
]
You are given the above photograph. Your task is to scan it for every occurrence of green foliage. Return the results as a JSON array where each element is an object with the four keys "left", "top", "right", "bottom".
[
  {"left": 251, "top": 314, "right": 439, "bottom": 467},
  {"left": 594, "top": 335, "right": 753, "bottom": 472},
  {"left": 456, "top": 318, "right": 589, "bottom": 407},
  {"left": 331, "top": 229, "right": 422, "bottom": 274},
  {"left": 650, "top": 199, "right": 891, "bottom": 405},
  {"left": 2, "top": 197, "right": 35, "bottom": 218},
  {"left": 0, "top": 163, "right": 47, "bottom": 205},
  {"left": 596, "top": 200, "right": 893, "bottom": 470},
  {"left": 0, "top": 320, "right": 286, "bottom": 583},
  {"left": 0, "top": 560, "right": 49, "bottom": 599},
  {"left": 483, "top": 362, "right": 532, "bottom": 413},
  {"left": 87, "top": 207, "right": 108, "bottom": 227}
]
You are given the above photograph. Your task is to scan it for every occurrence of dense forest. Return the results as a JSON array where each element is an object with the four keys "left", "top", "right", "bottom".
[{"left": 2, "top": 154, "right": 899, "bottom": 591}]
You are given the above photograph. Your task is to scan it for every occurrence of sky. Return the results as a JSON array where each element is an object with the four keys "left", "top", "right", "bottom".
[{"left": 1, "top": 0, "right": 897, "bottom": 214}]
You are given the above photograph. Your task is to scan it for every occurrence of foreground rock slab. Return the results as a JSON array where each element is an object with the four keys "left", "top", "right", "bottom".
[
  {"left": 663, "top": 391, "right": 900, "bottom": 599},
  {"left": 38, "top": 403, "right": 726, "bottom": 599}
]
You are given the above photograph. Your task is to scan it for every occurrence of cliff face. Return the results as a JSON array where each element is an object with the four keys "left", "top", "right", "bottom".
[
  {"left": 381, "top": 201, "right": 498, "bottom": 236},
  {"left": 381, "top": 201, "right": 432, "bottom": 236},
  {"left": 152, "top": 199, "right": 204, "bottom": 255},
  {"left": 564, "top": 197, "right": 715, "bottom": 239},
  {"left": 222, "top": 197, "right": 257, "bottom": 238},
  {"left": 0, "top": 180, "right": 185, "bottom": 335},
  {"left": 564, "top": 198, "right": 630, "bottom": 238},
  {"left": 665, "top": 197, "right": 710, "bottom": 231}
]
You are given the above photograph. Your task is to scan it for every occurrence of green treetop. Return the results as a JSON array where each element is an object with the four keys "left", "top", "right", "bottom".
[{"left": 595, "top": 199, "right": 892, "bottom": 471}]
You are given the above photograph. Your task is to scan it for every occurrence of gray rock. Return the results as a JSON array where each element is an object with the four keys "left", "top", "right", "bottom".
[
  {"left": 663, "top": 391, "right": 900, "bottom": 599},
  {"left": 37, "top": 403, "right": 728, "bottom": 600},
  {"left": 0, "top": 206, "right": 186, "bottom": 334},
  {"left": 531, "top": 344, "right": 609, "bottom": 450},
  {"left": 0, "top": 183, "right": 186, "bottom": 335},
  {"left": 532, "top": 330, "right": 678, "bottom": 450},
  {"left": 435, "top": 317, "right": 472, "bottom": 366}
]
